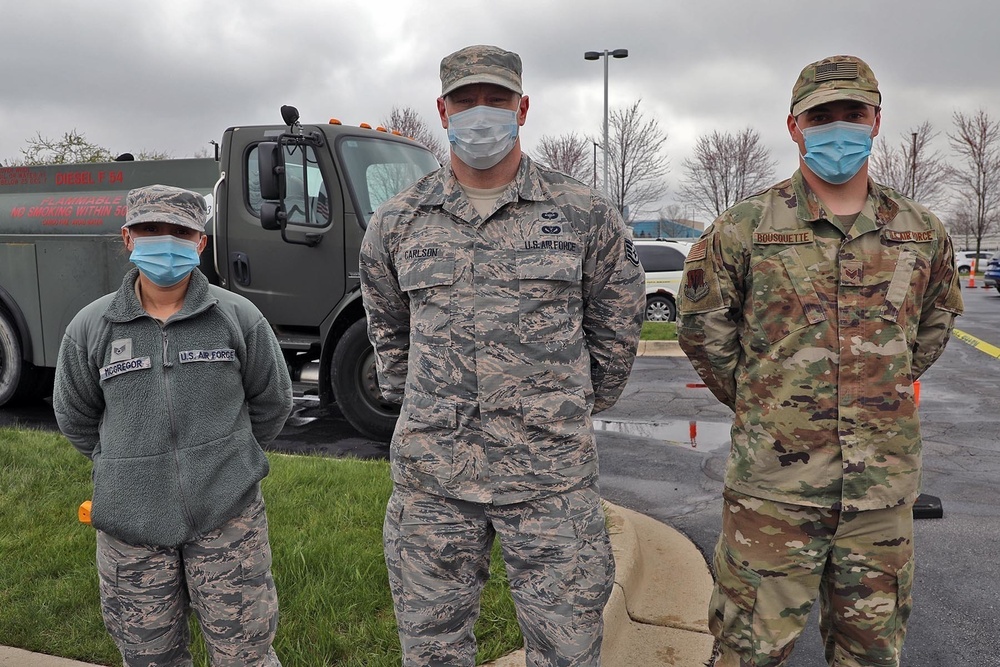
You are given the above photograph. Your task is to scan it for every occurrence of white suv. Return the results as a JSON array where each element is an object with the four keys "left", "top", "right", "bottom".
[
  {"left": 955, "top": 250, "right": 992, "bottom": 276},
  {"left": 632, "top": 239, "right": 693, "bottom": 322}
]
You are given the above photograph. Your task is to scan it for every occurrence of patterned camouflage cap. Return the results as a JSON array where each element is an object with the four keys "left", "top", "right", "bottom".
[
  {"left": 790, "top": 55, "right": 880, "bottom": 116},
  {"left": 440, "top": 45, "right": 522, "bottom": 96},
  {"left": 123, "top": 184, "right": 208, "bottom": 232}
]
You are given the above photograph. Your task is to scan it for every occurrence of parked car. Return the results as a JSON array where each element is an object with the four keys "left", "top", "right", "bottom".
[
  {"left": 983, "top": 250, "right": 1000, "bottom": 294},
  {"left": 633, "top": 239, "right": 693, "bottom": 322},
  {"left": 955, "top": 250, "right": 993, "bottom": 276}
]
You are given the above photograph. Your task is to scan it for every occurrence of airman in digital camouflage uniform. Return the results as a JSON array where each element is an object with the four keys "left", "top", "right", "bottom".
[
  {"left": 360, "top": 45, "right": 645, "bottom": 667},
  {"left": 679, "top": 55, "right": 964, "bottom": 667}
]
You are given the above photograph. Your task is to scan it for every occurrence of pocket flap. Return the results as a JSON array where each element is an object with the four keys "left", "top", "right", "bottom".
[
  {"left": 517, "top": 250, "right": 581, "bottom": 282},
  {"left": 405, "top": 390, "right": 457, "bottom": 428},
  {"left": 521, "top": 388, "right": 589, "bottom": 426}
]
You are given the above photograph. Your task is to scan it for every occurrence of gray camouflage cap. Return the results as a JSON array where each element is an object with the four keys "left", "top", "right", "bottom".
[
  {"left": 790, "top": 55, "right": 881, "bottom": 116},
  {"left": 123, "top": 184, "right": 208, "bottom": 233},
  {"left": 440, "top": 45, "right": 522, "bottom": 96}
]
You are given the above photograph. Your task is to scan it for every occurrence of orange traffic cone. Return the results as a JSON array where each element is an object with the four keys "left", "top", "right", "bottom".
[
  {"left": 914, "top": 379, "right": 920, "bottom": 407},
  {"left": 968, "top": 262, "right": 976, "bottom": 288}
]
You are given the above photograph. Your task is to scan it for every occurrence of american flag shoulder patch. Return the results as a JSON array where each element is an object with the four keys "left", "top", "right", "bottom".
[
  {"left": 815, "top": 62, "right": 859, "bottom": 82},
  {"left": 686, "top": 239, "right": 708, "bottom": 262}
]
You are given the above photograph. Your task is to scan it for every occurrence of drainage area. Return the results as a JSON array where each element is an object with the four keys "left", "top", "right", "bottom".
[{"left": 592, "top": 418, "right": 731, "bottom": 452}]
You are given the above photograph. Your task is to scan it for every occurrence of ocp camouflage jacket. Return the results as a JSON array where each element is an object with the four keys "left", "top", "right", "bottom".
[{"left": 678, "top": 171, "right": 964, "bottom": 511}]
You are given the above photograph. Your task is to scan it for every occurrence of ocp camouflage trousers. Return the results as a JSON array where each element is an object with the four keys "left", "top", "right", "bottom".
[
  {"left": 384, "top": 484, "right": 615, "bottom": 667},
  {"left": 710, "top": 488, "right": 914, "bottom": 667},
  {"left": 95, "top": 492, "right": 281, "bottom": 667}
]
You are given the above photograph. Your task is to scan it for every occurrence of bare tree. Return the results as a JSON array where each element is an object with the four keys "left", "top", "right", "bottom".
[
  {"left": 3, "top": 130, "right": 171, "bottom": 166},
  {"left": 5, "top": 130, "right": 114, "bottom": 165},
  {"left": 530, "top": 132, "right": 592, "bottom": 183},
  {"left": 870, "top": 121, "right": 952, "bottom": 209},
  {"left": 606, "top": 99, "right": 669, "bottom": 222},
  {"left": 678, "top": 127, "right": 776, "bottom": 219},
  {"left": 949, "top": 109, "right": 1000, "bottom": 258},
  {"left": 381, "top": 106, "right": 448, "bottom": 166}
]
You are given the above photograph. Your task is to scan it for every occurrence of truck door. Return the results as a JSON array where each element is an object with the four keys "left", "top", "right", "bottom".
[{"left": 218, "top": 129, "right": 344, "bottom": 332}]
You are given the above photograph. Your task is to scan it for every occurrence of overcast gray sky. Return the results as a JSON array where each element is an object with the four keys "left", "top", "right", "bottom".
[{"left": 3, "top": 0, "right": 997, "bottom": 220}]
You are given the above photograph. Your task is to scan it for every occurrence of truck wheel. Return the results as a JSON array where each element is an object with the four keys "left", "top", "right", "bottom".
[
  {"left": 0, "top": 308, "right": 26, "bottom": 406},
  {"left": 330, "top": 318, "right": 399, "bottom": 442}
]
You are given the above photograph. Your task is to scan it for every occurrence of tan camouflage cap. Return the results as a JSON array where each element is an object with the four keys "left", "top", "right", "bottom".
[
  {"left": 790, "top": 55, "right": 880, "bottom": 116},
  {"left": 440, "top": 45, "right": 522, "bottom": 96},
  {"left": 123, "top": 184, "right": 208, "bottom": 233}
]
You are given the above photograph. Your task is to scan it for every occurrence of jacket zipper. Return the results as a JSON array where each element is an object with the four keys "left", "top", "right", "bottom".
[{"left": 161, "top": 325, "right": 196, "bottom": 529}]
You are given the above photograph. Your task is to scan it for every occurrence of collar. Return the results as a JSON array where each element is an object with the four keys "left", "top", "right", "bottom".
[
  {"left": 790, "top": 170, "right": 899, "bottom": 236},
  {"left": 104, "top": 268, "right": 216, "bottom": 324},
  {"left": 420, "top": 156, "right": 551, "bottom": 223}
]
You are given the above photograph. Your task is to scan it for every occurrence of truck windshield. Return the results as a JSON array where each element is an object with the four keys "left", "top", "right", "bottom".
[{"left": 339, "top": 138, "right": 439, "bottom": 226}]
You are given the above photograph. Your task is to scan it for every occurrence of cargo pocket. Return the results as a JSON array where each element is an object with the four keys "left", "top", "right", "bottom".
[
  {"left": 520, "top": 388, "right": 594, "bottom": 471},
  {"left": 398, "top": 255, "right": 456, "bottom": 346},
  {"left": 708, "top": 540, "right": 761, "bottom": 655},
  {"left": 395, "top": 389, "right": 457, "bottom": 480},
  {"left": 517, "top": 249, "right": 582, "bottom": 343},
  {"left": 750, "top": 247, "right": 826, "bottom": 345}
]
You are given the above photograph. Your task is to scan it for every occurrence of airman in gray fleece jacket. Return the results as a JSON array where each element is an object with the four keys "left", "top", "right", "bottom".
[{"left": 53, "top": 184, "right": 291, "bottom": 667}]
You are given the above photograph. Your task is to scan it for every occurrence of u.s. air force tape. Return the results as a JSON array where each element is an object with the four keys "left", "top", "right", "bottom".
[{"left": 179, "top": 349, "right": 236, "bottom": 363}]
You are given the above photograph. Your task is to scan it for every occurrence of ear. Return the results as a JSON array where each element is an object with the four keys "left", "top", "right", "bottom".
[
  {"left": 196, "top": 233, "right": 209, "bottom": 255},
  {"left": 786, "top": 113, "right": 801, "bottom": 141},
  {"left": 517, "top": 95, "right": 529, "bottom": 125},
  {"left": 121, "top": 227, "right": 133, "bottom": 251},
  {"left": 437, "top": 97, "right": 449, "bottom": 129},
  {"left": 871, "top": 109, "right": 882, "bottom": 140}
]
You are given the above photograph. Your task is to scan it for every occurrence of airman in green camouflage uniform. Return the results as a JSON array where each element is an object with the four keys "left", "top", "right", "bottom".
[
  {"left": 678, "top": 55, "right": 963, "bottom": 667},
  {"left": 360, "top": 45, "right": 645, "bottom": 666}
]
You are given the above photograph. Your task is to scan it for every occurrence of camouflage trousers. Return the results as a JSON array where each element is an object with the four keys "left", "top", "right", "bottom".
[
  {"left": 383, "top": 483, "right": 615, "bottom": 667},
  {"left": 710, "top": 488, "right": 914, "bottom": 667},
  {"left": 95, "top": 492, "right": 281, "bottom": 667}
]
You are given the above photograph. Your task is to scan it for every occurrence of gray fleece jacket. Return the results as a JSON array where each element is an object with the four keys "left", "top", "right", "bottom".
[{"left": 53, "top": 268, "right": 292, "bottom": 547}]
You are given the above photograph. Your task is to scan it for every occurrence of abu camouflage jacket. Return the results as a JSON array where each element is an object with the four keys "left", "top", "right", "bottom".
[
  {"left": 678, "top": 171, "right": 964, "bottom": 511},
  {"left": 360, "top": 156, "right": 645, "bottom": 504}
]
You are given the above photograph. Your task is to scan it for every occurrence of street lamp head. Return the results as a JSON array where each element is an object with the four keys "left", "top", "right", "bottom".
[
  {"left": 584, "top": 51, "right": 601, "bottom": 60},
  {"left": 611, "top": 49, "right": 629, "bottom": 59}
]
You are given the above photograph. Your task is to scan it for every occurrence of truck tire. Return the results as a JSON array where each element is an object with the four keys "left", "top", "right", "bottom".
[
  {"left": 0, "top": 307, "right": 50, "bottom": 406},
  {"left": 330, "top": 318, "right": 399, "bottom": 442},
  {"left": 0, "top": 308, "right": 24, "bottom": 406}
]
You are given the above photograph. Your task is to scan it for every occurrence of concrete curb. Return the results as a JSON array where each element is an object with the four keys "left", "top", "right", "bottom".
[
  {"left": 637, "top": 340, "right": 685, "bottom": 357},
  {"left": 487, "top": 501, "right": 714, "bottom": 667}
]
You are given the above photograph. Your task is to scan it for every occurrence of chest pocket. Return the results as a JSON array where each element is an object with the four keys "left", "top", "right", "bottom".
[
  {"left": 398, "top": 256, "right": 456, "bottom": 346},
  {"left": 750, "top": 246, "right": 827, "bottom": 345},
  {"left": 517, "top": 249, "right": 582, "bottom": 343}
]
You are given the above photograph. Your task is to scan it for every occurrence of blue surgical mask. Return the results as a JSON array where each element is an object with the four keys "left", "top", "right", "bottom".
[
  {"left": 798, "top": 121, "right": 874, "bottom": 185},
  {"left": 447, "top": 105, "right": 519, "bottom": 170},
  {"left": 129, "top": 234, "right": 201, "bottom": 287}
]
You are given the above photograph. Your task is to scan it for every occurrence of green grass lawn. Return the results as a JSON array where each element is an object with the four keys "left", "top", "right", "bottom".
[
  {"left": 0, "top": 428, "right": 521, "bottom": 666},
  {"left": 640, "top": 321, "right": 677, "bottom": 340}
]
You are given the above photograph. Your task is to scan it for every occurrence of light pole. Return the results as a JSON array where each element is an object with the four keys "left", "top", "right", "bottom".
[
  {"left": 591, "top": 139, "right": 600, "bottom": 188},
  {"left": 584, "top": 48, "right": 628, "bottom": 198}
]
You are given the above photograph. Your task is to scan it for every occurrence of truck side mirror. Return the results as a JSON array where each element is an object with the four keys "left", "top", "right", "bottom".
[
  {"left": 260, "top": 201, "right": 284, "bottom": 231},
  {"left": 258, "top": 142, "right": 284, "bottom": 201}
]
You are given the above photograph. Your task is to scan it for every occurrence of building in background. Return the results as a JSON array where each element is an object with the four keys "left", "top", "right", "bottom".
[{"left": 629, "top": 217, "right": 704, "bottom": 239}]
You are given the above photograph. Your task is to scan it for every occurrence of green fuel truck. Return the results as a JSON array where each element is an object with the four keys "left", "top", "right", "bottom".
[{"left": 0, "top": 109, "right": 439, "bottom": 440}]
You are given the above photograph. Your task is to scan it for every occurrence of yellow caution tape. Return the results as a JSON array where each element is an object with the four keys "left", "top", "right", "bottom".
[{"left": 952, "top": 328, "right": 1000, "bottom": 360}]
